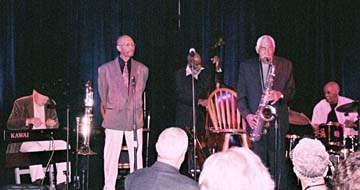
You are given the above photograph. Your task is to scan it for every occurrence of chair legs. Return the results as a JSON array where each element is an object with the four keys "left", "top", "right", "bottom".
[
  {"left": 14, "top": 164, "right": 55, "bottom": 188},
  {"left": 221, "top": 133, "right": 250, "bottom": 151}
]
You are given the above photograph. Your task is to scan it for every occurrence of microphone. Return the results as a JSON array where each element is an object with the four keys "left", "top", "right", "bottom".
[
  {"left": 131, "top": 76, "right": 136, "bottom": 87},
  {"left": 189, "top": 48, "right": 196, "bottom": 57}
]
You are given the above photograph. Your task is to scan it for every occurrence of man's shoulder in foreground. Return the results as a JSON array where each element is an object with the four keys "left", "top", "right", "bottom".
[{"left": 125, "top": 162, "right": 199, "bottom": 190}]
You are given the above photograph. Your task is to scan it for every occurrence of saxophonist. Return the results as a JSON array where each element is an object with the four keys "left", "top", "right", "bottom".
[{"left": 237, "top": 35, "right": 295, "bottom": 190}]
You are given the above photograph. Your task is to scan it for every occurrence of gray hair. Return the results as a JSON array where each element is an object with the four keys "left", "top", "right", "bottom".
[
  {"left": 156, "top": 127, "right": 188, "bottom": 160},
  {"left": 291, "top": 138, "right": 329, "bottom": 179},
  {"left": 199, "top": 147, "right": 274, "bottom": 190},
  {"left": 255, "top": 35, "right": 276, "bottom": 53}
]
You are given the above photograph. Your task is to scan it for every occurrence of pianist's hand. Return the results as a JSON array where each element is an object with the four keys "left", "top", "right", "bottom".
[
  {"left": 46, "top": 119, "right": 57, "bottom": 128},
  {"left": 26, "top": 117, "right": 43, "bottom": 128}
]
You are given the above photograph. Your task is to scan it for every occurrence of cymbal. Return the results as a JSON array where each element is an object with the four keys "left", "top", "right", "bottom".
[
  {"left": 289, "top": 109, "right": 311, "bottom": 125},
  {"left": 336, "top": 100, "right": 360, "bottom": 113}
]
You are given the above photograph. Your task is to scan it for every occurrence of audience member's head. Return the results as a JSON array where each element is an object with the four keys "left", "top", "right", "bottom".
[
  {"left": 199, "top": 147, "right": 274, "bottom": 190},
  {"left": 156, "top": 127, "right": 188, "bottom": 169},
  {"left": 332, "top": 151, "right": 360, "bottom": 190},
  {"left": 291, "top": 138, "right": 329, "bottom": 189}
]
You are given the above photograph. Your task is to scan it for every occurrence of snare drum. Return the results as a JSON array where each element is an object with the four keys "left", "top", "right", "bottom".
[{"left": 320, "top": 122, "right": 344, "bottom": 152}]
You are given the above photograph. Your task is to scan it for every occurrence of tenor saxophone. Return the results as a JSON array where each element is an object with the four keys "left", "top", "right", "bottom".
[{"left": 249, "top": 62, "right": 277, "bottom": 142}]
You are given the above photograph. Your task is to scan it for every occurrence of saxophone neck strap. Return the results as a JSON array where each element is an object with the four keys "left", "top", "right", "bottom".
[{"left": 259, "top": 60, "right": 272, "bottom": 90}]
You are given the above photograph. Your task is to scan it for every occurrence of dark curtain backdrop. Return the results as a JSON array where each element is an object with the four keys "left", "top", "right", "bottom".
[{"left": 1, "top": 0, "right": 360, "bottom": 187}]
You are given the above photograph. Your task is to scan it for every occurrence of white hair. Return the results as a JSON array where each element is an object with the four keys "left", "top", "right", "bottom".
[
  {"left": 199, "top": 147, "right": 274, "bottom": 190},
  {"left": 255, "top": 35, "right": 276, "bottom": 53},
  {"left": 291, "top": 138, "right": 330, "bottom": 179},
  {"left": 156, "top": 127, "right": 188, "bottom": 160}
]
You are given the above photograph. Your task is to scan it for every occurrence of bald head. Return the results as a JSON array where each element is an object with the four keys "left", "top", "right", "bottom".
[
  {"left": 116, "top": 35, "right": 132, "bottom": 45},
  {"left": 156, "top": 127, "right": 188, "bottom": 168},
  {"left": 187, "top": 52, "right": 202, "bottom": 72},
  {"left": 116, "top": 35, "right": 136, "bottom": 61},
  {"left": 324, "top": 81, "right": 340, "bottom": 93},
  {"left": 324, "top": 81, "right": 340, "bottom": 104}
]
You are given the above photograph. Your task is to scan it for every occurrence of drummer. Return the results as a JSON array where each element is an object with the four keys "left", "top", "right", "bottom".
[{"left": 311, "top": 81, "right": 358, "bottom": 137}]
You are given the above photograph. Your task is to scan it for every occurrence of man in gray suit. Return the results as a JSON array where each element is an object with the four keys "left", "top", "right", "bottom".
[
  {"left": 125, "top": 127, "right": 200, "bottom": 190},
  {"left": 98, "top": 34, "right": 149, "bottom": 190}
]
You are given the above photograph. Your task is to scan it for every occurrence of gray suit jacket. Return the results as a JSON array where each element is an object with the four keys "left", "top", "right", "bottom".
[
  {"left": 98, "top": 57, "right": 149, "bottom": 130},
  {"left": 125, "top": 161, "right": 200, "bottom": 190},
  {"left": 7, "top": 95, "right": 59, "bottom": 130}
]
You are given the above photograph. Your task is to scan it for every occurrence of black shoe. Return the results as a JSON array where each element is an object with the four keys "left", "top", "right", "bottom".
[{"left": 33, "top": 179, "right": 43, "bottom": 185}]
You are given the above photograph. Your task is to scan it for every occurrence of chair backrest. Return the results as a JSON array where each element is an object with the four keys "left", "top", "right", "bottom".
[
  {"left": 206, "top": 87, "right": 246, "bottom": 134},
  {"left": 206, "top": 87, "right": 249, "bottom": 149}
]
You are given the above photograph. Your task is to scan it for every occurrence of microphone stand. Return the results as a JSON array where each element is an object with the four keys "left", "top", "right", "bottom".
[
  {"left": 74, "top": 117, "right": 80, "bottom": 190},
  {"left": 146, "top": 114, "right": 151, "bottom": 167},
  {"left": 190, "top": 58, "right": 197, "bottom": 181},
  {"left": 131, "top": 77, "right": 138, "bottom": 171},
  {"left": 65, "top": 106, "right": 70, "bottom": 190},
  {"left": 143, "top": 91, "right": 151, "bottom": 167},
  {"left": 274, "top": 115, "right": 280, "bottom": 190}
]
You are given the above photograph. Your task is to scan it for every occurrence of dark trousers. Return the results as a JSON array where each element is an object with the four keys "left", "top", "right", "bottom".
[{"left": 252, "top": 118, "right": 289, "bottom": 190}]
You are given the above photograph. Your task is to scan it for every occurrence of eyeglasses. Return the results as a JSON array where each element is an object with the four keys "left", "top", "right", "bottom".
[{"left": 118, "top": 43, "right": 136, "bottom": 47}]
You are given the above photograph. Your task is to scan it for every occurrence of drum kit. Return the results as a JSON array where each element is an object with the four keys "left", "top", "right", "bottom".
[{"left": 286, "top": 101, "right": 360, "bottom": 165}]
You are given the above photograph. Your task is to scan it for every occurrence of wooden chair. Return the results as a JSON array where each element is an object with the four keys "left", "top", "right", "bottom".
[
  {"left": 206, "top": 87, "right": 249, "bottom": 149},
  {"left": 5, "top": 153, "right": 55, "bottom": 187}
]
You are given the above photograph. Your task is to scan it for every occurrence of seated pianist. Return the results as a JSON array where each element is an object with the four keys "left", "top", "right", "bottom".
[{"left": 6, "top": 81, "right": 70, "bottom": 188}]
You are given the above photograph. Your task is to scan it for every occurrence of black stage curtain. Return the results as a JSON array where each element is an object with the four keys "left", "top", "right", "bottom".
[{"left": 1, "top": 0, "right": 360, "bottom": 186}]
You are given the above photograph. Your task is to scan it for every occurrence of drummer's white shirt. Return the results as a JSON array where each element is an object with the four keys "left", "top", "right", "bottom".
[{"left": 312, "top": 95, "right": 358, "bottom": 137}]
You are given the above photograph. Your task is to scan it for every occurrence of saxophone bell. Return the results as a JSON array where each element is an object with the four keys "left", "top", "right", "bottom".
[{"left": 260, "top": 105, "right": 277, "bottom": 122}]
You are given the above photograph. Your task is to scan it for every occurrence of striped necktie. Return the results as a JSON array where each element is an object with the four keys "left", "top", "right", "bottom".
[{"left": 123, "top": 62, "right": 129, "bottom": 89}]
